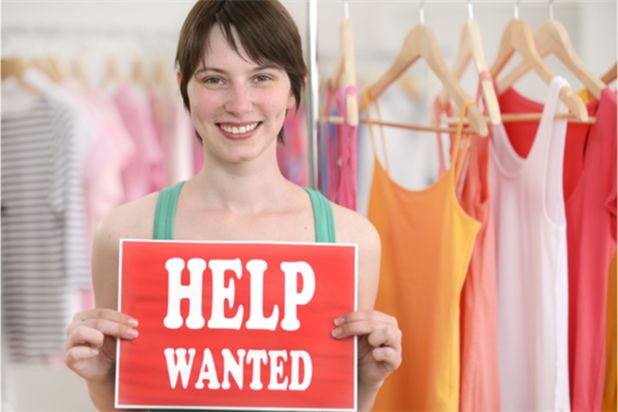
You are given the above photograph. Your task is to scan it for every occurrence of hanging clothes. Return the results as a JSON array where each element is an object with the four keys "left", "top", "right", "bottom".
[
  {"left": 356, "top": 86, "right": 436, "bottom": 217},
  {"left": 277, "top": 103, "right": 310, "bottom": 187},
  {"left": 602, "top": 251, "right": 617, "bottom": 412},
  {"left": 498, "top": 85, "right": 617, "bottom": 412},
  {"left": 334, "top": 85, "right": 358, "bottom": 211},
  {"left": 319, "top": 81, "right": 358, "bottom": 210},
  {"left": 1, "top": 72, "right": 91, "bottom": 362},
  {"left": 149, "top": 86, "right": 195, "bottom": 187},
  {"left": 114, "top": 82, "right": 165, "bottom": 202},
  {"left": 368, "top": 92, "right": 480, "bottom": 412},
  {"left": 434, "top": 73, "right": 501, "bottom": 412},
  {"left": 565, "top": 87, "right": 617, "bottom": 412},
  {"left": 491, "top": 76, "right": 571, "bottom": 411}
]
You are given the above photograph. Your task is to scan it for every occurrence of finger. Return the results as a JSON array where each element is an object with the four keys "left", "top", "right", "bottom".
[
  {"left": 334, "top": 310, "right": 397, "bottom": 328},
  {"left": 71, "top": 308, "right": 138, "bottom": 329},
  {"left": 332, "top": 317, "right": 396, "bottom": 339},
  {"left": 367, "top": 326, "right": 402, "bottom": 350},
  {"left": 66, "top": 325, "right": 106, "bottom": 351},
  {"left": 65, "top": 345, "right": 100, "bottom": 368},
  {"left": 371, "top": 346, "right": 402, "bottom": 371},
  {"left": 79, "top": 318, "right": 138, "bottom": 341}
]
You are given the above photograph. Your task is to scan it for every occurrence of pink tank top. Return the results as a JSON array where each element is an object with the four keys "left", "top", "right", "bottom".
[{"left": 491, "top": 76, "right": 571, "bottom": 411}]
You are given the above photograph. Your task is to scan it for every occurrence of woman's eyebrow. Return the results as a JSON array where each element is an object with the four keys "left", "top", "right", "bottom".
[
  {"left": 194, "top": 67, "right": 226, "bottom": 75},
  {"left": 194, "top": 64, "right": 281, "bottom": 76}
]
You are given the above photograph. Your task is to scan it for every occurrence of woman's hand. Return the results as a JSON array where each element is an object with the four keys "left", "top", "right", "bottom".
[
  {"left": 65, "top": 309, "right": 139, "bottom": 383},
  {"left": 331, "top": 310, "right": 402, "bottom": 386}
]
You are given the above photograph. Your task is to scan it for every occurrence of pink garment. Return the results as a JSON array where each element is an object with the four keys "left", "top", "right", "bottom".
[
  {"left": 334, "top": 85, "right": 358, "bottom": 211},
  {"left": 277, "top": 103, "right": 310, "bottom": 187},
  {"left": 114, "top": 83, "right": 165, "bottom": 201},
  {"left": 498, "top": 86, "right": 618, "bottom": 411},
  {"left": 321, "top": 81, "right": 358, "bottom": 210},
  {"left": 74, "top": 85, "right": 135, "bottom": 251},
  {"left": 149, "top": 87, "right": 195, "bottom": 186},
  {"left": 433, "top": 83, "right": 500, "bottom": 412},
  {"left": 565, "top": 88, "right": 617, "bottom": 412}
]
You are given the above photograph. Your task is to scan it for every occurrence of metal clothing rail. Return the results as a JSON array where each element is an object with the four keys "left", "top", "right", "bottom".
[{"left": 306, "top": 0, "right": 319, "bottom": 190}]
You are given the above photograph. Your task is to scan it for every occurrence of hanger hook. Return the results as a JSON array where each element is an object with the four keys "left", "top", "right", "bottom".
[
  {"left": 549, "top": 0, "right": 554, "bottom": 20},
  {"left": 419, "top": 0, "right": 425, "bottom": 24},
  {"left": 343, "top": 0, "right": 350, "bottom": 19},
  {"left": 468, "top": 0, "right": 474, "bottom": 20},
  {"left": 515, "top": 0, "right": 522, "bottom": 19}
]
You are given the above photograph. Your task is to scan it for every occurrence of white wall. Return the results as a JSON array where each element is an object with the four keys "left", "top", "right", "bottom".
[{"left": 2, "top": 1, "right": 616, "bottom": 410}]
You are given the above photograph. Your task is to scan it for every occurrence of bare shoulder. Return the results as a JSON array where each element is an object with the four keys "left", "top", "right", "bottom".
[
  {"left": 91, "top": 192, "right": 160, "bottom": 309},
  {"left": 330, "top": 202, "right": 381, "bottom": 310},
  {"left": 94, "top": 192, "right": 160, "bottom": 245},
  {"left": 331, "top": 202, "right": 380, "bottom": 251}
]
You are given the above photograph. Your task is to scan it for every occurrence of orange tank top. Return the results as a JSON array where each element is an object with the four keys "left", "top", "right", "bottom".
[{"left": 366, "top": 92, "right": 480, "bottom": 411}]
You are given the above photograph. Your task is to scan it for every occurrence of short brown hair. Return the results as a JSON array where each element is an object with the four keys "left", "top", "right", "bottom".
[{"left": 175, "top": 0, "right": 307, "bottom": 144}]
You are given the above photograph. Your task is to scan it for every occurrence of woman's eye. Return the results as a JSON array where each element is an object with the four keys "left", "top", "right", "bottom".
[
  {"left": 255, "top": 75, "right": 271, "bottom": 82},
  {"left": 204, "top": 77, "right": 222, "bottom": 85}
]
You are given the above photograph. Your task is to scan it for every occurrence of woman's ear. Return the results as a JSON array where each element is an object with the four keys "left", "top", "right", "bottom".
[
  {"left": 177, "top": 70, "right": 182, "bottom": 87},
  {"left": 287, "top": 91, "right": 296, "bottom": 110}
]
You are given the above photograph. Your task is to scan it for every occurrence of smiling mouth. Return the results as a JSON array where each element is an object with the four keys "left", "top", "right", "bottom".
[{"left": 218, "top": 122, "right": 261, "bottom": 135}]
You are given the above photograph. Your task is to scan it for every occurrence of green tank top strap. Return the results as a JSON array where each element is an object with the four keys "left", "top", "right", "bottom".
[
  {"left": 153, "top": 181, "right": 185, "bottom": 240},
  {"left": 302, "top": 187, "right": 336, "bottom": 243},
  {"left": 152, "top": 183, "right": 335, "bottom": 244}
]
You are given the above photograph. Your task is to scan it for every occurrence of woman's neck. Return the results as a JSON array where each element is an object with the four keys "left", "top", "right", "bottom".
[{"left": 191, "top": 144, "right": 292, "bottom": 215}]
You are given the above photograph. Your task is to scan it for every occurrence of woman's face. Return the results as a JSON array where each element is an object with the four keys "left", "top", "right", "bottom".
[{"left": 186, "top": 25, "right": 295, "bottom": 166}]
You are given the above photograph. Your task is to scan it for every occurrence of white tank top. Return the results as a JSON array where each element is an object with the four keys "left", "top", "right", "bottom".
[{"left": 490, "top": 76, "right": 571, "bottom": 411}]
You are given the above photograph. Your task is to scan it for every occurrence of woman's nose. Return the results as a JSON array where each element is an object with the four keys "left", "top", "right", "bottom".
[{"left": 224, "top": 84, "right": 252, "bottom": 116}]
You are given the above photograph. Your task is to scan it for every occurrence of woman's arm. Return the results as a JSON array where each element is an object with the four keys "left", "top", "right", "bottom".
[
  {"left": 330, "top": 204, "right": 402, "bottom": 412},
  {"left": 65, "top": 196, "right": 157, "bottom": 411}
]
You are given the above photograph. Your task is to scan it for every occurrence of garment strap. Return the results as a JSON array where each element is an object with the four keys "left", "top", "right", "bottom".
[
  {"left": 452, "top": 100, "right": 476, "bottom": 183},
  {"left": 153, "top": 181, "right": 185, "bottom": 240},
  {"left": 363, "top": 89, "right": 390, "bottom": 173},
  {"left": 302, "top": 187, "right": 336, "bottom": 243},
  {"left": 432, "top": 97, "right": 454, "bottom": 177}
]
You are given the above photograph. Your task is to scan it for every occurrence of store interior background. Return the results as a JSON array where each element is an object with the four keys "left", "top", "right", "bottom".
[{"left": 2, "top": 0, "right": 616, "bottom": 409}]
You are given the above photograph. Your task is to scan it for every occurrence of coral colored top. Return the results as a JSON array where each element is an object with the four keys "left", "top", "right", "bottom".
[
  {"left": 499, "top": 86, "right": 617, "bottom": 412},
  {"left": 602, "top": 251, "right": 617, "bottom": 412},
  {"left": 367, "top": 92, "right": 480, "bottom": 412},
  {"left": 433, "top": 73, "right": 501, "bottom": 412}
]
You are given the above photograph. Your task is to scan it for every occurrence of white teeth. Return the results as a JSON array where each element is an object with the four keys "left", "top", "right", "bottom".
[{"left": 220, "top": 123, "right": 258, "bottom": 134}]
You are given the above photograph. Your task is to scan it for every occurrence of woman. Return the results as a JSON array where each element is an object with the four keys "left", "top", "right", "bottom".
[{"left": 65, "top": 1, "right": 402, "bottom": 410}]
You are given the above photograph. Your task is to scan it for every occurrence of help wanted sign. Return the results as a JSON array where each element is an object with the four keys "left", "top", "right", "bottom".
[{"left": 115, "top": 240, "right": 357, "bottom": 410}]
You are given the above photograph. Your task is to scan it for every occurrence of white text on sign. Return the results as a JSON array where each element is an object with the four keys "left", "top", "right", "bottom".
[
  {"left": 163, "top": 258, "right": 316, "bottom": 331},
  {"left": 163, "top": 348, "right": 313, "bottom": 391}
]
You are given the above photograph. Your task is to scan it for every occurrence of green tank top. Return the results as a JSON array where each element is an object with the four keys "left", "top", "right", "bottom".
[
  {"left": 152, "top": 181, "right": 335, "bottom": 411},
  {"left": 153, "top": 181, "right": 336, "bottom": 243}
]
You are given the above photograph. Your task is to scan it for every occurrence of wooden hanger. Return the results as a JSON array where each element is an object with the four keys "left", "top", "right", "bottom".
[
  {"left": 153, "top": 58, "right": 175, "bottom": 94},
  {"left": 358, "top": 2, "right": 488, "bottom": 137},
  {"left": 320, "top": 1, "right": 358, "bottom": 127},
  {"left": 601, "top": 62, "right": 617, "bottom": 85},
  {"left": 1, "top": 57, "right": 43, "bottom": 97},
  {"left": 101, "top": 56, "right": 123, "bottom": 88},
  {"left": 132, "top": 59, "right": 152, "bottom": 91},
  {"left": 72, "top": 57, "right": 91, "bottom": 86},
  {"left": 437, "top": 0, "right": 501, "bottom": 126},
  {"left": 490, "top": 2, "right": 588, "bottom": 122},
  {"left": 498, "top": 1, "right": 605, "bottom": 100}
]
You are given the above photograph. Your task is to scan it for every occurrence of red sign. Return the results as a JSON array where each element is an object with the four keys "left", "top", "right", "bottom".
[{"left": 115, "top": 240, "right": 357, "bottom": 410}]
